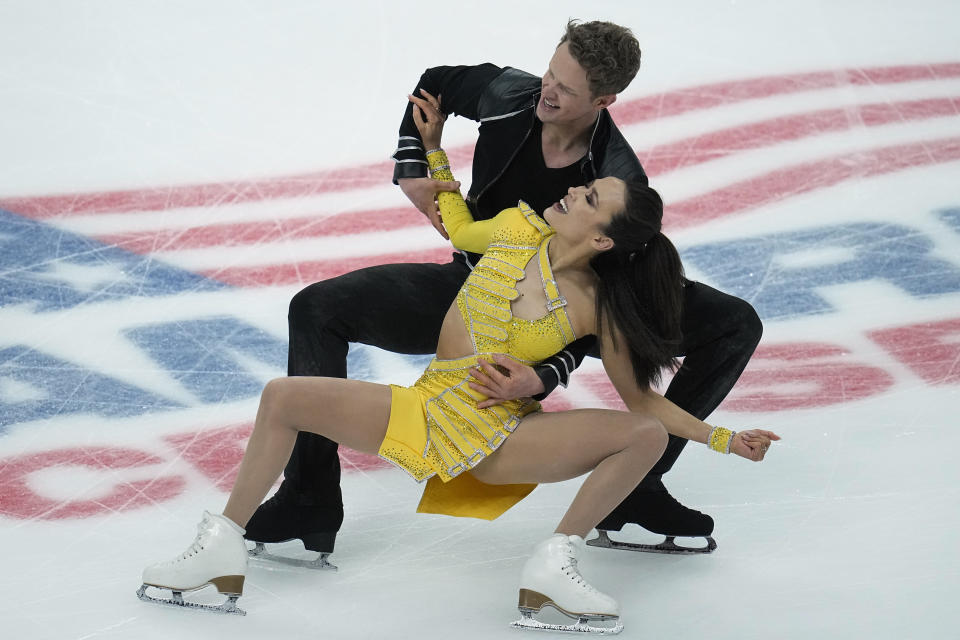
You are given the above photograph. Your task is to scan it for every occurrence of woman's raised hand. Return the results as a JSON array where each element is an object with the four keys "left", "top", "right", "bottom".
[
  {"left": 408, "top": 89, "right": 446, "bottom": 150},
  {"left": 729, "top": 429, "right": 781, "bottom": 461}
]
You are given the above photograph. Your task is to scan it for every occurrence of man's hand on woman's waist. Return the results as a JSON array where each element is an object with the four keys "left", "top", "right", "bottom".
[{"left": 469, "top": 354, "right": 546, "bottom": 409}]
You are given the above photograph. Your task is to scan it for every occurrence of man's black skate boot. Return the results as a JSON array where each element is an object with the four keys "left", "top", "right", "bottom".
[
  {"left": 244, "top": 483, "right": 343, "bottom": 570},
  {"left": 588, "top": 479, "right": 717, "bottom": 554}
]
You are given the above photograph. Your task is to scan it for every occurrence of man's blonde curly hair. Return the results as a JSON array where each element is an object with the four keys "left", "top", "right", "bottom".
[{"left": 559, "top": 19, "right": 641, "bottom": 98}]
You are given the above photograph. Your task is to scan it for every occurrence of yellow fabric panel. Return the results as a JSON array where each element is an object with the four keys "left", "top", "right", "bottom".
[
  {"left": 378, "top": 384, "right": 434, "bottom": 482},
  {"left": 417, "top": 473, "right": 536, "bottom": 521}
]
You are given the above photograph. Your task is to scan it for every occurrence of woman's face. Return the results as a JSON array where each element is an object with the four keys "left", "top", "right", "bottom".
[{"left": 543, "top": 176, "right": 626, "bottom": 246}]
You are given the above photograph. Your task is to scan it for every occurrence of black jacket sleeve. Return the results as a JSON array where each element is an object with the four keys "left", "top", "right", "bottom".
[
  {"left": 392, "top": 63, "right": 505, "bottom": 183},
  {"left": 531, "top": 335, "right": 598, "bottom": 400}
]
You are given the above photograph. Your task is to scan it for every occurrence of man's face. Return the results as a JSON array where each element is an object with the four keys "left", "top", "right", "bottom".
[{"left": 537, "top": 42, "right": 606, "bottom": 124}]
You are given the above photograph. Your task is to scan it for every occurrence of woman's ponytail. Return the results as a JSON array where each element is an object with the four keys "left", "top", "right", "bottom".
[{"left": 591, "top": 183, "right": 685, "bottom": 387}]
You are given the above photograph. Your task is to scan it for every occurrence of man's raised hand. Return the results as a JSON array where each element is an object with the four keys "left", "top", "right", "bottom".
[{"left": 398, "top": 177, "right": 459, "bottom": 240}]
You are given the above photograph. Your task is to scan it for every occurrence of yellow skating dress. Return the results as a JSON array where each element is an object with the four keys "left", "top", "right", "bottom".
[{"left": 377, "top": 149, "right": 577, "bottom": 520}]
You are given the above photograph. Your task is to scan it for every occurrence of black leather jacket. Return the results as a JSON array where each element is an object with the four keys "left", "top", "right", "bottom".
[{"left": 392, "top": 63, "right": 648, "bottom": 397}]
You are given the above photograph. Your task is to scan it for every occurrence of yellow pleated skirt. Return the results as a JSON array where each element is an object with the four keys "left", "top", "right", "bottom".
[{"left": 377, "top": 355, "right": 540, "bottom": 520}]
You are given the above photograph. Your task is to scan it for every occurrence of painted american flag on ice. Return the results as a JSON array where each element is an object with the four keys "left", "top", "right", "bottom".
[{"left": 1, "top": 62, "right": 959, "bottom": 519}]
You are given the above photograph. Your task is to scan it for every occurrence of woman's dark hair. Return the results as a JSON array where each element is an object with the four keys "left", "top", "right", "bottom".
[{"left": 589, "top": 181, "right": 685, "bottom": 387}]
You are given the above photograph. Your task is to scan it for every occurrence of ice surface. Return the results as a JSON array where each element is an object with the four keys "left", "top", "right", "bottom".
[{"left": 0, "top": 1, "right": 958, "bottom": 639}]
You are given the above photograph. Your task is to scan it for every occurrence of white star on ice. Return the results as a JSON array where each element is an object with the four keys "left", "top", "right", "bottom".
[
  {"left": 0, "top": 376, "right": 48, "bottom": 403},
  {"left": 31, "top": 261, "right": 130, "bottom": 293}
]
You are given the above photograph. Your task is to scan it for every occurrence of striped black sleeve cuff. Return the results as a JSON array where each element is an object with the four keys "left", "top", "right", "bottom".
[
  {"left": 532, "top": 349, "right": 578, "bottom": 400},
  {"left": 391, "top": 136, "right": 429, "bottom": 183}
]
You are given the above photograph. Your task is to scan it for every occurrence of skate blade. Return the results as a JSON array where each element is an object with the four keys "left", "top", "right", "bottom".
[
  {"left": 248, "top": 542, "right": 338, "bottom": 571},
  {"left": 136, "top": 584, "right": 246, "bottom": 616},
  {"left": 511, "top": 610, "right": 623, "bottom": 635},
  {"left": 586, "top": 529, "right": 717, "bottom": 555}
]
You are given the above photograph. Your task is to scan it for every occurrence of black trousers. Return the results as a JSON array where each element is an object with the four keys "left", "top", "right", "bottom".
[{"left": 282, "top": 253, "right": 762, "bottom": 506}]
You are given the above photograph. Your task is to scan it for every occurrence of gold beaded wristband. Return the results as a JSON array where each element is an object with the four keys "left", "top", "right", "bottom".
[
  {"left": 426, "top": 149, "right": 454, "bottom": 180},
  {"left": 707, "top": 426, "right": 736, "bottom": 454}
]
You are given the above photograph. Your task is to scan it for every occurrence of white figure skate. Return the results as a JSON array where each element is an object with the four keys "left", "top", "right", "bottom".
[
  {"left": 137, "top": 511, "right": 249, "bottom": 615},
  {"left": 510, "top": 534, "right": 623, "bottom": 635}
]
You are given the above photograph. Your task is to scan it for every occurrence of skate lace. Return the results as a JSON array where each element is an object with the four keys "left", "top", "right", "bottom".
[
  {"left": 173, "top": 517, "right": 212, "bottom": 563},
  {"left": 559, "top": 542, "right": 598, "bottom": 595}
]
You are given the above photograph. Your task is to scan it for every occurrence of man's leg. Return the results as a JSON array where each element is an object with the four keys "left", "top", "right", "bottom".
[
  {"left": 243, "top": 257, "right": 470, "bottom": 552},
  {"left": 596, "top": 281, "right": 762, "bottom": 543}
]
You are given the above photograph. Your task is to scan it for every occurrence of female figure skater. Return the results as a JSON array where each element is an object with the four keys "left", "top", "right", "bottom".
[{"left": 138, "top": 91, "right": 778, "bottom": 633}]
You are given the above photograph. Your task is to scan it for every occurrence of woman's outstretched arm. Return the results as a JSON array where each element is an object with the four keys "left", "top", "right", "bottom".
[{"left": 599, "top": 327, "right": 780, "bottom": 461}]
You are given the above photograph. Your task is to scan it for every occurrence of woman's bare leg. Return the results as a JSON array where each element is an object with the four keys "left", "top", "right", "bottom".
[
  {"left": 470, "top": 409, "right": 668, "bottom": 539},
  {"left": 223, "top": 377, "right": 392, "bottom": 528}
]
